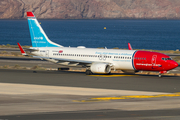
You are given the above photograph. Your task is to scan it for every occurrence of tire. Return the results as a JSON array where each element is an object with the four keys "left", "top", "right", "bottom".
[
  {"left": 158, "top": 74, "right": 162, "bottom": 78},
  {"left": 86, "top": 70, "right": 92, "bottom": 75},
  {"left": 106, "top": 72, "right": 111, "bottom": 75}
]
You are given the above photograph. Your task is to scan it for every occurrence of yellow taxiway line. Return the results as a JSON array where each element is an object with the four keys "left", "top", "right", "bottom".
[
  {"left": 89, "top": 74, "right": 137, "bottom": 77},
  {"left": 73, "top": 92, "right": 180, "bottom": 102}
]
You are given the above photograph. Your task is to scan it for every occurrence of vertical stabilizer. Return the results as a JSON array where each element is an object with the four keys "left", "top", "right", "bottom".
[{"left": 27, "top": 12, "right": 63, "bottom": 47}]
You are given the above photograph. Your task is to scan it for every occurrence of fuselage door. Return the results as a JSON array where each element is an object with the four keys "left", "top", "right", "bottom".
[{"left": 46, "top": 50, "right": 49, "bottom": 57}]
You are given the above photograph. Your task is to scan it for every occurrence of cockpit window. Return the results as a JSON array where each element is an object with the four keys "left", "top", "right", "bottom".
[{"left": 162, "top": 58, "right": 172, "bottom": 60}]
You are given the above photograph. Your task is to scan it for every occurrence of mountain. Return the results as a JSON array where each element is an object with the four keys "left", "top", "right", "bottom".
[{"left": 1, "top": 0, "right": 180, "bottom": 19}]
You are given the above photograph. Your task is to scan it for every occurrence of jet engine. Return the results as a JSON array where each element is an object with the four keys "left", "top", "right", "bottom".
[{"left": 90, "top": 63, "right": 111, "bottom": 74}]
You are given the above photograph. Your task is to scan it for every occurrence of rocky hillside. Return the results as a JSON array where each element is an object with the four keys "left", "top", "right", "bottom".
[{"left": 1, "top": 0, "right": 180, "bottom": 19}]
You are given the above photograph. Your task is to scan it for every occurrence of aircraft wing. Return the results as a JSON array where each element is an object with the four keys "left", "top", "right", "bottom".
[
  {"left": 18, "top": 43, "right": 109, "bottom": 66},
  {"left": 23, "top": 48, "right": 39, "bottom": 52},
  {"left": 33, "top": 56, "right": 110, "bottom": 66}
]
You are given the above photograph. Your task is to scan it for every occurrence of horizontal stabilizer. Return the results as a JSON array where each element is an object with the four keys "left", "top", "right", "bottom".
[{"left": 24, "top": 48, "right": 39, "bottom": 52}]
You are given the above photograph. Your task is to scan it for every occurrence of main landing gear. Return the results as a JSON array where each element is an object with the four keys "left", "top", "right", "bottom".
[{"left": 86, "top": 70, "right": 92, "bottom": 75}]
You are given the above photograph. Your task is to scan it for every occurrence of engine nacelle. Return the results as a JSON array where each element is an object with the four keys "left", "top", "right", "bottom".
[{"left": 90, "top": 63, "right": 111, "bottom": 74}]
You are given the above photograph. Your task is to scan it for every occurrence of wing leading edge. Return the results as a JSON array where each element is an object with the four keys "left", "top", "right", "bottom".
[{"left": 33, "top": 55, "right": 110, "bottom": 66}]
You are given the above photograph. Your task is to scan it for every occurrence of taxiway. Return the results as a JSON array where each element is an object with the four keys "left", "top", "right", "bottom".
[{"left": 0, "top": 69, "right": 180, "bottom": 120}]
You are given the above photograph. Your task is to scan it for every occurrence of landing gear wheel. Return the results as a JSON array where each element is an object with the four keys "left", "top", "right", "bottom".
[
  {"left": 86, "top": 70, "right": 92, "bottom": 75},
  {"left": 158, "top": 74, "right": 162, "bottom": 78},
  {"left": 107, "top": 72, "right": 111, "bottom": 75}
]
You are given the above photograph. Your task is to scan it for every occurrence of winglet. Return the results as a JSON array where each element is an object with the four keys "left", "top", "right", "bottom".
[
  {"left": 128, "top": 43, "right": 133, "bottom": 50},
  {"left": 27, "top": 11, "right": 35, "bottom": 18},
  {"left": 17, "top": 43, "right": 27, "bottom": 56}
]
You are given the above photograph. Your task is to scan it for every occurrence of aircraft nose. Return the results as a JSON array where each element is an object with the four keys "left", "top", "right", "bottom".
[{"left": 169, "top": 60, "right": 179, "bottom": 69}]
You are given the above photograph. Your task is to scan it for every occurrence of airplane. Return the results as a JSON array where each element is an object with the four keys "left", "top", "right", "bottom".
[{"left": 17, "top": 11, "right": 179, "bottom": 77}]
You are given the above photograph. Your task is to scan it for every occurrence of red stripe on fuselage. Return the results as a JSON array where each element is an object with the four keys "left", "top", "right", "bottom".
[{"left": 133, "top": 51, "right": 178, "bottom": 71}]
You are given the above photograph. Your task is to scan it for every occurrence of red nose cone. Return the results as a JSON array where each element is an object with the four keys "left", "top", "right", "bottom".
[
  {"left": 175, "top": 62, "right": 179, "bottom": 68},
  {"left": 170, "top": 61, "right": 179, "bottom": 69}
]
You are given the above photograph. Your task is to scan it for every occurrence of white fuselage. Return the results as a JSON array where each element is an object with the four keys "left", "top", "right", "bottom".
[{"left": 31, "top": 47, "right": 136, "bottom": 70}]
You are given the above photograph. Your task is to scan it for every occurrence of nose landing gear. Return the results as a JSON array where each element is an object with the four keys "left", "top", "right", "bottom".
[
  {"left": 159, "top": 71, "right": 167, "bottom": 78},
  {"left": 158, "top": 74, "right": 162, "bottom": 78}
]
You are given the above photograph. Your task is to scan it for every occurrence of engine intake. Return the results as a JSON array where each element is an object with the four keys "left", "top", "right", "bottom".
[{"left": 90, "top": 63, "right": 111, "bottom": 74}]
